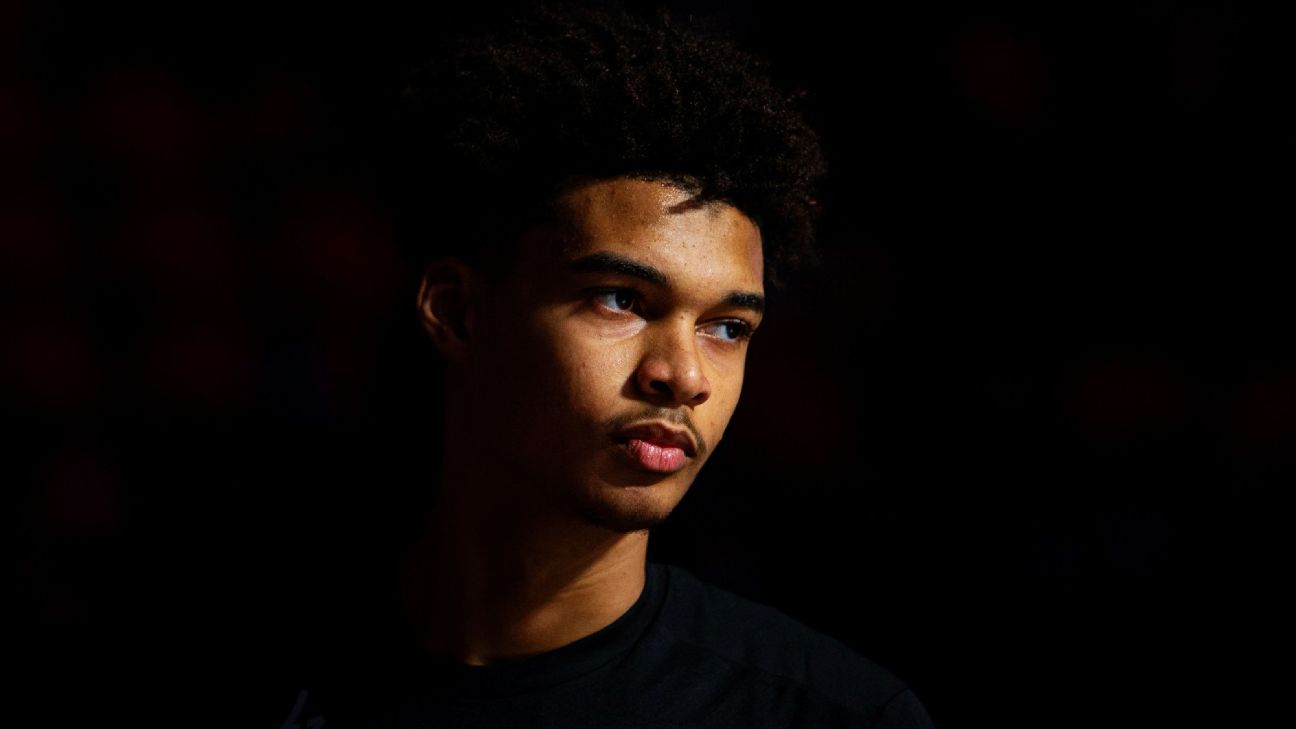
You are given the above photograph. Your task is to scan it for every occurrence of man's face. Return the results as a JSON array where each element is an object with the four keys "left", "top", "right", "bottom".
[{"left": 449, "top": 176, "right": 765, "bottom": 533}]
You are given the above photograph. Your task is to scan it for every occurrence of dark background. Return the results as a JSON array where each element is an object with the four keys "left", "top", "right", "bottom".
[{"left": 6, "top": 1, "right": 1289, "bottom": 726}]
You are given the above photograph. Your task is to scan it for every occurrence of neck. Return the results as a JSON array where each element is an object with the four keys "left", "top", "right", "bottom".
[{"left": 398, "top": 462, "right": 650, "bottom": 666}]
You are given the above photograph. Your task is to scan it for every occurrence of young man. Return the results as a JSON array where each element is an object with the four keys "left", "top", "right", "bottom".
[{"left": 273, "top": 3, "right": 933, "bottom": 727}]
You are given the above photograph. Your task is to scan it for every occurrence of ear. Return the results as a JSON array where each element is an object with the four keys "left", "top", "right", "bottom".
[{"left": 416, "top": 258, "right": 477, "bottom": 362}]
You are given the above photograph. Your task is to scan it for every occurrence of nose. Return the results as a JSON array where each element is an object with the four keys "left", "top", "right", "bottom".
[{"left": 635, "top": 318, "right": 711, "bottom": 407}]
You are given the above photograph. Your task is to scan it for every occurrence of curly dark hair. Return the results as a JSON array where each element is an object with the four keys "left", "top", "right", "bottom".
[{"left": 380, "top": 0, "right": 826, "bottom": 292}]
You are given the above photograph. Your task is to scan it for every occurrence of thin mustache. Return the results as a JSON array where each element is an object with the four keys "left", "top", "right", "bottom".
[{"left": 610, "top": 409, "right": 707, "bottom": 458}]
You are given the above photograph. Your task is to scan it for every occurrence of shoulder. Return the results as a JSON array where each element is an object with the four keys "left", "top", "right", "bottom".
[{"left": 657, "top": 563, "right": 934, "bottom": 728}]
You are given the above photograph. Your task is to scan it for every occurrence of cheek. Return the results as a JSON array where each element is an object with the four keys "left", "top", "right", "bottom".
[
  {"left": 498, "top": 333, "right": 639, "bottom": 476},
  {"left": 702, "top": 353, "right": 748, "bottom": 442},
  {"left": 504, "top": 317, "right": 638, "bottom": 423},
  {"left": 704, "top": 345, "right": 748, "bottom": 398},
  {"left": 548, "top": 334, "right": 637, "bottom": 411}
]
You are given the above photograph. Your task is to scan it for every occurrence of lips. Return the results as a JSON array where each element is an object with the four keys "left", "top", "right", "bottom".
[
  {"left": 613, "top": 422, "right": 698, "bottom": 474},
  {"left": 614, "top": 422, "right": 698, "bottom": 457}
]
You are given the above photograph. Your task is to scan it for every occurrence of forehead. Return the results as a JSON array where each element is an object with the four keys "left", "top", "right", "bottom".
[{"left": 531, "top": 177, "right": 765, "bottom": 291}]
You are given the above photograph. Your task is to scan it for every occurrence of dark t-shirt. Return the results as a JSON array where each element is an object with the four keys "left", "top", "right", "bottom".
[{"left": 262, "top": 561, "right": 933, "bottom": 728}]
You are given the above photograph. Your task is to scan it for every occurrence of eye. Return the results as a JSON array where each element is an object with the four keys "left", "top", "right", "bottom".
[
  {"left": 700, "top": 320, "right": 755, "bottom": 343},
  {"left": 591, "top": 288, "right": 639, "bottom": 313}
]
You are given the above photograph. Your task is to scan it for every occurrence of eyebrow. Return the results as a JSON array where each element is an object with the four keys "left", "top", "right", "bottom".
[{"left": 569, "top": 251, "right": 765, "bottom": 316}]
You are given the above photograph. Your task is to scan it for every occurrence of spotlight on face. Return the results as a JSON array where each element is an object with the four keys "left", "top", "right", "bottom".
[{"left": 419, "top": 176, "right": 765, "bottom": 533}]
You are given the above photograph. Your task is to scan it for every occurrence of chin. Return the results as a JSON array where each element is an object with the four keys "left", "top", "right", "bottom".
[{"left": 569, "top": 472, "right": 693, "bottom": 534}]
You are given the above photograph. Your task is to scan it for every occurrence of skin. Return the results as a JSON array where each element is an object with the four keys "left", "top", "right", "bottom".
[{"left": 404, "top": 175, "right": 765, "bottom": 666}]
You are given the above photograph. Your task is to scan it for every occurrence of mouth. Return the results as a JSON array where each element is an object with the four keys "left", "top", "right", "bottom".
[
  {"left": 612, "top": 422, "right": 698, "bottom": 474},
  {"left": 613, "top": 437, "right": 690, "bottom": 473}
]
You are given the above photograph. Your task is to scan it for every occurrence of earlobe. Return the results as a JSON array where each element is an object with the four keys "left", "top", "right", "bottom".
[{"left": 416, "top": 258, "right": 475, "bottom": 361}]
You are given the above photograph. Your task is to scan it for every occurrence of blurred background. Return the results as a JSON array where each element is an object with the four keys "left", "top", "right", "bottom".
[{"left": 5, "top": 0, "right": 1290, "bottom": 726}]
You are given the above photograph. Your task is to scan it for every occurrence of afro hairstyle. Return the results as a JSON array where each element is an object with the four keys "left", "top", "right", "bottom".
[{"left": 381, "top": 0, "right": 827, "bottom": 292}]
